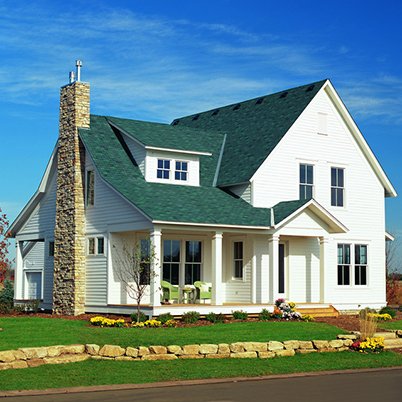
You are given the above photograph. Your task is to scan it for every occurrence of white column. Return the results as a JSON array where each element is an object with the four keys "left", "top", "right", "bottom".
[
  {"left": 150, "top": 227, "right": 162, "bottom": 307},
  {"left": 14, "top": 240, "right": 24, "bottom": 300},
  {"left": 269, "top": 234, "right": 280, "bottom": 303},
  {"left": 251, "top": 246, "right": 257, "bottom": 304},
  {"left": 211, "top": 231, "right": 223, "bottom": 305},
  {"left": 319, "top": 237, "right": 329, "bottom": 303}
]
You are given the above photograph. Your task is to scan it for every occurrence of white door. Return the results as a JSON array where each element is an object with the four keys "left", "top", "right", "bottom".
[{"left": 26, "top": 272, "right": 42, "bottom": 299}]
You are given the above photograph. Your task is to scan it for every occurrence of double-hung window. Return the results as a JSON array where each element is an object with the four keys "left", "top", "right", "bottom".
[
  {"left": 233, "top": 241, "right": 244, "bottom": 279},
  {"left": 157, "top": 159, "right": 170, "bottom": 179},
  {"left": 337, "top": 244, "right": 350, "bottom": 285},
  {"left": 299, "top": 164, "right": 314, "bottom": 200},
  {"left": 185, "top": 241, "right": 201, "bottom": 284},
  {"left": 163, "top": 240, "right": 180, "bottom": 285},
  {"left": 331, "top": 167, "right": 344, "bottom": 207},
  {"left": 354, "top": 245, "right": 367, "bottom": 285},
  {"left": 87, "top": 236, "right": 105, "bottom": 256},
  {"left": 175, "top": 161, "right": 188, "bottom": 181}
]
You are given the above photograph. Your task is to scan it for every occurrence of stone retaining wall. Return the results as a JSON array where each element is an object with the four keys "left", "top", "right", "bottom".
[{"left": 1, "top": 331, "right": 401, "bottom": 371}]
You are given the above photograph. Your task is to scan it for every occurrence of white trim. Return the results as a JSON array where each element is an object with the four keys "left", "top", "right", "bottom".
[
  {"left": 152, "top": 220, "right": 271, "bottom": 230},
  {"left": 322, "top": 80, "right": 397, "bottom": 198},
  {"left": 385, "top": 232, "right": 395, "bottom": 241},
  {"left": 9, "top": 143, "right": 58, "bottom": 236},
  {"left": 145, "top": 146, "right": 211, "bottom": 156}
]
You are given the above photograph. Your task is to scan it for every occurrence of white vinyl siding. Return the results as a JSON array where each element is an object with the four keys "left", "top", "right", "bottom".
[
  {"left": 251, "top": 88, "right": 386, "bottom": 308},
  {"left": 121, "top": 133, "right": 146, "bottom": 175},
  {"left": 227, "top": 183, "right": 252, "bottom": 204}
]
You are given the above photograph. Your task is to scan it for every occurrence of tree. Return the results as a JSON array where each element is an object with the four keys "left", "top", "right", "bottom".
[
  {"left": 385, "top": 234, "right": 401, "bottom": 305},
  {"left": 112, "top": 241, "right": 157, "bottom": 322},
  {"left": 0, "top": 208, "right": 12, "bottom": 286}
]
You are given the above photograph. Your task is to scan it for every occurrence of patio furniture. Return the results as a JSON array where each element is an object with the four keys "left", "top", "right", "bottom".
[
  {"left": 161, "top": 280, "right": 179, "bottom": 303},
  {"left": 194, "top": 281, "right": 212, "bottom": 303},
  {"left": 181, "top": 285, "right": 196, "bottom": 304}
]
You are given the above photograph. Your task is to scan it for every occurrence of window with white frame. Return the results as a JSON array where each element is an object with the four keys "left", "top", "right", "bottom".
[
  {"left": 337, "top": 243, "right": 368, "bottom": 286},
  {"left": 162, "top": 240, "right": 180, "bottom": 285},
  {"left": 337, "top": 244, "right": 350, "bottom": 285},
  {"left": 157, "top": 159, "right": 170, "bottom": 179},
  {"left": 175, "top": 161, "right": 188, "bottom": 181},
  {"left": 233, "top": 241, "right": 244, "bottom": 279},
  {"left": 299, "top": 164, "right": 314, "bottom": 200},
  {"left": 354, "top": 244, "right": 368, "bottom": 285},
  {"left": 86, "top": 170, "right": 95, "bottom": 206},
  {"left": 87, "top": 236, "right": 105, "bottom": 256},
  {"left": 25, "top": 271, "right": 42, "bottom": 300},
  {"left": 185, "top": 241, "right": 201, "bottom": 284},
  {"left": 331, "top": 167, "right": 344, "bottom": 207}
]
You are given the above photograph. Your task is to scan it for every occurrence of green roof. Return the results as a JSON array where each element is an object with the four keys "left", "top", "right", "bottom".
[
  {"left": 273, "top": 199, "right": 310, "bottom": 224},
  {"left": 79, "top": 116, "right": 272, "bottom": 227},
  {"left": 174, "top": 80, "right": 327, "bottom": 186}
]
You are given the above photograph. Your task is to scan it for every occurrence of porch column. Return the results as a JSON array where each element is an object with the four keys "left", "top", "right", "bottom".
[
  {"left": 14, "top": 240, "right": 24, "bottom": 300},
  {"left": 319, "top": 237, "right": 329, "bottom": 303},
  {"left": 269, "top": 234, "right": 280, "bottom": 303},
  {"left": 211, "top": 231, "right": 223, "bottom": 305},
  {"left": 150, "top": 227, "right": 162, "bottom": 307}
]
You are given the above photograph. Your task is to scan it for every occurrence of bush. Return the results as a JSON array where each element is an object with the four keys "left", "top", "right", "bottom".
[
  {"left": 0, "top": 280, "right": 14, "bottom": 313},
  {"left": 157, "top": 312, "right": 174, "bottom": 324},
  {"left": 90, "top": 316, "right": 125, "bottom": 327},
  {"left": 232, "top": 310, "right": 248, "bottom": 320},
  {"left": 181, "top": 311, "right": 200, "bottom": 324},
  {"left": 379, "top": 306, "right": 396, "bottom": 319},
  {"left": 258, "top": 308, "right": 271, "bottom": 321},
  {"left": 130, "top": 311, "right": 148, "bottom": 323},
  {"left": 205, "top": 312, "right": 225, "bottom": 323}
]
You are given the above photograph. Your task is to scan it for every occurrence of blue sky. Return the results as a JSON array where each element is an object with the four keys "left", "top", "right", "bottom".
[{"left": 1, "top": 0, "right": 401, "bottom": 267}]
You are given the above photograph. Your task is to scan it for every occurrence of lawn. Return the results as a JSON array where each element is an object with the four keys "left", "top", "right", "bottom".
[
  {"left": 0, "top": 351, "right": 401, "bottom": 391},
  {"left": 0, "top": 317, "right": 344, "bottom": 351},
  {"left": 378, "top": 319, "right": 402, "bottom": 331}
]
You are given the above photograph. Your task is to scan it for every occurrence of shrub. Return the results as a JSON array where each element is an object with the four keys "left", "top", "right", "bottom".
[
  {"left": 232, "top": 310, "right": 248, "bottom": 320},
  {"left": 130, "top": 311, "right": 148, "bottom": 323},
  {"left": 359, "top": 313, "right": 377, "bottom": 340},
  {"left": 157, "top": 312, "right": 174, "bottom": 324},
  {"left": 302, "top": 314, "right": 315, "bottom": 322},
  {"left": 379, "top": 306, "right": 396, "bottom": 319},
  {"left": 181, "top": 311, "right": 200, "bottom": 324},
  {"left": 164, "top": 319, "right": 177, "bottom": 327},
  {"left": 258, "top": 308, "right": 271, "bottom": 321},
  {"left": 368, "top": 313, "right": 392, "bottom": 321},
  {"left": 205, "top": 312, "right": 225, "bottom": 323},
  {"left": 0, "top": 280, "right": 14, "bottom": 313}
]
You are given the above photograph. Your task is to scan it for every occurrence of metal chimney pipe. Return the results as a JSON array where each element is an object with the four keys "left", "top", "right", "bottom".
[
  {"left": 76, "top": 60, "right": 82, "bottom": 82},
  {"left": 69, "top": 71, "right": 75, "bottom": 84}
]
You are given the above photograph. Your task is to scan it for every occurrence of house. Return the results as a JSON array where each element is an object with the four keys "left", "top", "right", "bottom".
[{"left": 9, "top": 62, "right": 397, "bottom": 316}]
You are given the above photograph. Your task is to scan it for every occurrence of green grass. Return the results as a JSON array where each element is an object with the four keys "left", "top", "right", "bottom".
[
  {"left": 0, "top": 317, "right": 344, "bottom": 351},
  {"left": 0, "top": 351, "right": 401, "bottom": 391},
  {"left": 378, "top": 319, "right": 402, "bottom": 331}
]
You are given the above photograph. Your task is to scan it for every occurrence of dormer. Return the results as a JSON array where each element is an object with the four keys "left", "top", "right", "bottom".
[{"left": 106, "top": 116, "right": 213, "bottom": 187}]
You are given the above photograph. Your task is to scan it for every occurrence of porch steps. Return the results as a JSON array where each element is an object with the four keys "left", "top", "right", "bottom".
[{"left": 297, "top": 305, "right": 340, "bottom": 318}]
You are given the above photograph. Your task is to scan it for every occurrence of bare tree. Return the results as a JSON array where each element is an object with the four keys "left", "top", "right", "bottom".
[
  {"left": 386, "top": 234, "right": 401, "bottom": 276},
  {"left": 112, "top": 241, "right": 157, "bottom": 322}
]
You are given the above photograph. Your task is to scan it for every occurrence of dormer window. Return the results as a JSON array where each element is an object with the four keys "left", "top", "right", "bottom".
[
  {"left": 157, "top": 159, "right": 170, "bottom": 179},
  {"left": 175, "top": 161, "right": 188, "bottom": 181}
]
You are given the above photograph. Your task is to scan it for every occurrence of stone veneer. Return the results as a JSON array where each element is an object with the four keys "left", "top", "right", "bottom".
[
  {"left": 1, "top": 332, "right": 401, "bottom": 371},
  {"left": 53, "top": 81, "right": 90, "bottom": 315}
]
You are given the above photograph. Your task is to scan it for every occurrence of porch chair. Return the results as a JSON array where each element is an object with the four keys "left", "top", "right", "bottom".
[
  {"left": 161, "top": 280, "right": 179, "bottom": 303},
  {"left": 194, "top": 281, "right": 212, "bottom": 303}
]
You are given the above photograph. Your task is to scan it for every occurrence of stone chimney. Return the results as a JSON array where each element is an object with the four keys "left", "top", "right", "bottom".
[{"left": 53, "top": 61, "right": 89, "bottom": 315}]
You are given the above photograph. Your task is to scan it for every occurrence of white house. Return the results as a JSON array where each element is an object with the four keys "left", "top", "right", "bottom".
[{"left": 9, "top": 65, "right": 397, "bottom": 316}]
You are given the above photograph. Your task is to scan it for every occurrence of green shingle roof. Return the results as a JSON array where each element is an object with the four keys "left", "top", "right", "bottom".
[
  {"left": 79, "top": 116, "right": 273, "bottom": 227},
  {"left": 272, "top": 199, "right": 310, "bottom": 225},
  {"left": 174, "top": 80, "right": 327, "bottom": 186}
]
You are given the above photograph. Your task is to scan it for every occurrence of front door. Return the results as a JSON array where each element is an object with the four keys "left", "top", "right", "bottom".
[{"left": 278, "top": 244, "right": 286, "bottom": 297}]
